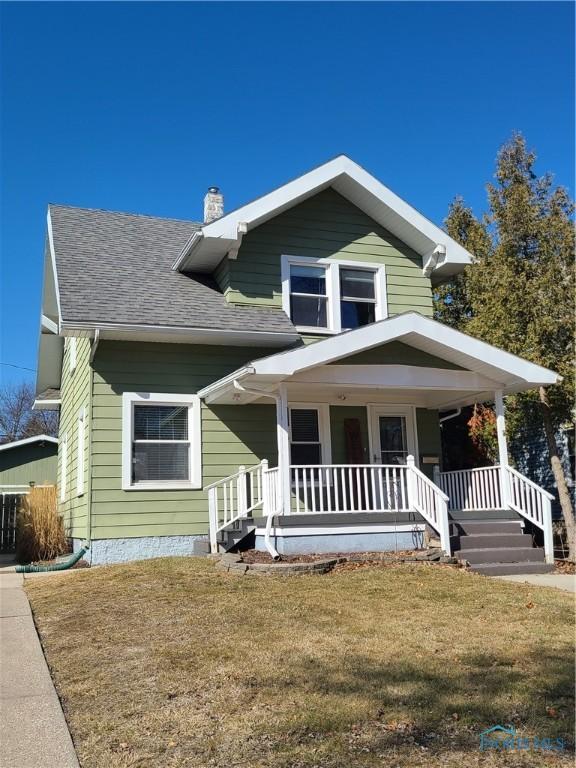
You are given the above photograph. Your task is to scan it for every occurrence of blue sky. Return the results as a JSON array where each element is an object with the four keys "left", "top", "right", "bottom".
[{"left": 1, "top": 1, "right": 574, "bottom": 388}]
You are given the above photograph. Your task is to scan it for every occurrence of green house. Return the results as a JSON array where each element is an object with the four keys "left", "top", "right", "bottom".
[
  {"left": 0, "top": 435, "right": 58, "bottom": 490},
  {"left": 34, "top": 156, "right": 559, "bottom": 573}
]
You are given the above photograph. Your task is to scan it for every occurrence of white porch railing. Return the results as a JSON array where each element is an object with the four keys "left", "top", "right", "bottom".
[
  {"left": 407, "top": 457, "right": 451, "bottom": 555},
  {"left": 206, "top": 461, "right": 269, "bottom": 552},
  {"left": 505, "top": 465, "right": 555, "bottom": 563},
  {"left": 437, "top": 466, "right": 502, "bottom": 511},
  {"left": 437, "top": 464, "right": 555, "bottom": 564},
  {"left": 290, "top": 464, "right": 411, "bottom": 514}
]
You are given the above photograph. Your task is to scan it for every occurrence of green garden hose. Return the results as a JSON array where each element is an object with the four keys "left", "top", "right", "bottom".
[{"left": 16, "top": 546, "right": 89, "bottom": 573}]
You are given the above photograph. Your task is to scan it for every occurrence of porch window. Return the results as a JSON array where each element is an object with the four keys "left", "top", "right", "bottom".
[
  {"left": 340, "top": 268, "right": 376, "bottom": 329},
  {"left": 289, "top": 265, "right": 328, "bottom": 329},
  {"left": 121, "top": 393, "right": 202, "bottom": 490},
  {"left": 289, "top": 408, "right": 322, "bottom": 465}
]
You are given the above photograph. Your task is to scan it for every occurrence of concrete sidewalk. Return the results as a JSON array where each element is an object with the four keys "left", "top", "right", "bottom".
[
  {"left": 0, "top": 572, "right": 79, "bottom": 768},
  {"left": 496, "top": 572, "right": 576, "bottom": 592}
]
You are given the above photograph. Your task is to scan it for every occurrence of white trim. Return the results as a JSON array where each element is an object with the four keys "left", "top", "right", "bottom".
[
  {"left": 289, "top": 403, "right": 332, "bottom": 465},
  {"left": 255, "top": 523, "right": 426, "bottom": 537},
  {"left": 41, "top": 314, "right": 58, "bottom": 334},
  {"left": 198, "top": 312, "right": 560, "bottom": 407},
  {"left": 0, "top": 435, "right": 58, "bottom": 452},
  {"left": 46, "top": 209, "right": 63, "bottom": 327},
  {"left": 60, "top": 321, "right": 298, "bottom": 347},
  {"left": 76, "top": 407, "right": 85, "bottom": 497},
  {"left": 68, "top": 337, "right": 77, "bottom": 373},
  {"left": 32, "top": 399, "right": 61, "bottom": 411},
  {"left": 173, "top": 155, "right": 473, "bottom": 275},
  {"left": 291, "top": 365, "right": 501, "bottom": 391},
  {"left": 121, "top": 392, "right": 202, "bottom": 491},
  {"left": 368, "top": 405, "right": 418, "bottom": 466},
  {"left": 249, "top": 312, "right": 559, "bottom": 384},
  {"left": 281, "top": 254, "right": 387, "bottom": 334},
  {"left": 60, "top": 433, "right": 67, "bottom": 502}
]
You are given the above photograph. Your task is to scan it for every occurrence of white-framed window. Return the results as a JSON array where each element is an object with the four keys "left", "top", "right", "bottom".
[
  {"left": 68, "top": 337, "right": 77, "bottom": 373},
  {"left": 281, "top": 255, "right": 387, "bottom": 334},
  {"left": 60, "top": 433, "right": 67, "bottom": 502},
  {"left": 289, "top": 404, "right": 331, "bottom": 466},
  {"left": 76, "top": 407, "right": 85, "bottom": 496},
  {"left": 121, "top": 392, "right": 202, "bottom": 490}
]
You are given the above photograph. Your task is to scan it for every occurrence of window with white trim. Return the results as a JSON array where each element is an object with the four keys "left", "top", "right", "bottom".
[
  {"left": 289, "top": 405, "right": 330, "bottom": 466},
  {"left": 122, "top": 393, "right": 201, "bottom": 490},
  {"left": 289, "top": 264, "right": 328, "bottom": 329},
  {"left": 68, "top": 338, "right": 77, "bottom": 373},
  {"left": 282, "top": 256, "right": 386, "bottom": 333},
  {"left": 60, "top": 433, "right": 67, "bottom": 502},
  {"left": 76, "top": 407, "right": 85, "bottom": 496}
]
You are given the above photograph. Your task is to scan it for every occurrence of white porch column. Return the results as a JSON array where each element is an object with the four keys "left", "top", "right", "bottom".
[
  {"left": 276, "top": 383, "right": 291, "bottom": 516},
  {"left": 494, "top": 390, "right": 510, "bottom": 508}
]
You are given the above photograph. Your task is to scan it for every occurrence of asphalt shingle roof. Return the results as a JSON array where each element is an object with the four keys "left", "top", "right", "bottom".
[{"left": 49, "top": 205, "right": 297, "bottom": 335}]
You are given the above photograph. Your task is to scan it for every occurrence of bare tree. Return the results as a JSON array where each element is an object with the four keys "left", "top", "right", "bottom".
[{"left": 0, "top": 382, "right": 59, "bottom": 443}]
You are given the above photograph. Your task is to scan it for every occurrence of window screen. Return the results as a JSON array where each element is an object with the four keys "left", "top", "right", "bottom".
[
  {"left": 132, "top": 405, "right": 190, "bottom": 483},
  {"left": 340, "top": 268, "right": 376, "bottom": 329},
  {"left": 290, "top": 408, "right": 322, "bottom": 465},
  {"left": 289, "top": 265, "right": 328, "bottom": 328}
]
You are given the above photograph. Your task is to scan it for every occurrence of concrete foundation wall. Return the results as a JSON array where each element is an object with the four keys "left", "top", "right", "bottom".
[
  {"left": 72, "top": 535, "right": 205, "bottom": 566},
  {"left": 255, "top": 527, "right": 425, "bottom": 555}
]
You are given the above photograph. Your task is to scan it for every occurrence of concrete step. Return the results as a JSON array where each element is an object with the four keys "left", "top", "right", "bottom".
[
  {"left": 470, "top": 561, "right": 555, "bottom": 576},
  {"left": 451, "top": 520, "right": 523, "bottom": 536},
  {"left": 451, "top": 532, "right": 533, "bottom": 551},
  {"left": 456, "top": 547, "right": 545, "bottom": 565}
]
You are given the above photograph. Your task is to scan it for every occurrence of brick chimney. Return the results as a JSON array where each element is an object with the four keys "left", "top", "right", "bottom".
[{"left": 204, "top": 186, "right": 224, "bottom": 223}]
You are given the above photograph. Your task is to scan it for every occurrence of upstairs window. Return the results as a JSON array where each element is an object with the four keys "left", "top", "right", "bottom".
[
  {"left": 340, "top": 268, "right": 376, "bottom": 329},
  {"left": 282, "top": 256, "right": 386, "bottom": 333},
  {"left": 289, "top": 265, "right": 328, "bottom": 329}
]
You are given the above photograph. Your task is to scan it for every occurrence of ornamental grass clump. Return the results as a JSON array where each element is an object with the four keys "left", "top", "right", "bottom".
[{"left": 16, "top": 486, "right": 68, "bottom": 564}]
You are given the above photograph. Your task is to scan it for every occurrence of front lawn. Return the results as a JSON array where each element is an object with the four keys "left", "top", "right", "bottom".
[{"left": 27, "top": 558, "right": 574, "bottom": 767}]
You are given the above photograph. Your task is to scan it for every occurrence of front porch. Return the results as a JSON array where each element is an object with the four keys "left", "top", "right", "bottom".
[{"left": 201, "top": 313, "right": 559, "bottom": 571}]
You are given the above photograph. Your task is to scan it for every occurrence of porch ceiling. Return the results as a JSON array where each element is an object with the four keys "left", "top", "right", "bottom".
[{"left": 197, "top": 312, "right": 560, "bottom": 408}]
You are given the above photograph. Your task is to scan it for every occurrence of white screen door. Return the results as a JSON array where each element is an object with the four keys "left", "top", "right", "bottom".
[{"left": 369, "top": 406, "right": 417, "bottom": 466}]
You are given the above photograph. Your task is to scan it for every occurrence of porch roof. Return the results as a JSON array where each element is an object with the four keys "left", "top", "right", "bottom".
[{"left": 198, "top": 312, "right": 560, "bottom": 410}]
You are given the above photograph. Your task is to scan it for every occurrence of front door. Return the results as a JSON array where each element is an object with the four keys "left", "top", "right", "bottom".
[{"left": 369, "top": 406, "right": 417, "bottom": 466}]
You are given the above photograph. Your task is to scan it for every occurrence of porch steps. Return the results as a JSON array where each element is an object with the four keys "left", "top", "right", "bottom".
[
  {"left": 216, "top": 519, "right": 256, "bottom": 553},
  {"left": 449, "top": 517, "right": 553, "bottom": 576}
]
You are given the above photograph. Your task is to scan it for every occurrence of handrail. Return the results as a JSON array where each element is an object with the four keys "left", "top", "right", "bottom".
[
  {"left": 505, "top": 465, "right": 554, "bottom": 563},
  {"left": 207, "top": 461, "right": 268, "bottom": 552},
  {"left": 407, "top": 457, "right": 451, "bottom": 556},
  {"left": 440, "top": 466, "right": 499, "bottom": 475},
  {"left": 506, "top": 465, "right": 555, "bottom": 500}
]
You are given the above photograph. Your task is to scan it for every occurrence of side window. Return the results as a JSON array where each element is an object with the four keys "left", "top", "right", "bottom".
[
  {"left": 289, "top": 408, "right": 323, "bottom": 465},
  {"left": 60, "top": 433, "right": 68, "bottom": 502},
  {"left": 122, "top": 393, "right": 202, "bottom": 490}
]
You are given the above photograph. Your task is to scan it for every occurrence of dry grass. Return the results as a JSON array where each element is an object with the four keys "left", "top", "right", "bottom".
[
  {"left": 26, "top": 559, "right": 574, "bottom": 768},
  {"left": 16, "top": 485, "right": 68, "bottom": 563}
]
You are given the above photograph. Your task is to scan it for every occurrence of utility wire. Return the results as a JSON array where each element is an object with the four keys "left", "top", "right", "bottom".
[{"left": 0, "top": 362, "right": 37, "bottom": 372}]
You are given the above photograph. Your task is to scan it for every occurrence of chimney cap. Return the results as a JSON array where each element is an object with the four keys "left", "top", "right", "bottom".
[{"left": 207, "top": 186, "right": 220, "bottom": 194}]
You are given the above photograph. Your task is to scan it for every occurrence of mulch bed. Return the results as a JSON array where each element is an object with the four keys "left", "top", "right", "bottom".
[
  {"left": 239, "top": 548, "right": 426, "bottom": 564},
  {"left": 555, "top": 559, "right": 575, "bottom": 574}
]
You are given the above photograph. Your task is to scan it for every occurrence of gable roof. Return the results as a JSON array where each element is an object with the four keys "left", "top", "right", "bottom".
[
  {"left": 47, "top": 204, "right": 298, "bottom": 340},
  {"left": 0, "top": 435, "right": 58, "bottom": 452},
  {"left": 198, "top": 312, "right": 560, "bottom": 409},
  {"left": 174, "top": 155, "right": 473, "bottom": 280}
]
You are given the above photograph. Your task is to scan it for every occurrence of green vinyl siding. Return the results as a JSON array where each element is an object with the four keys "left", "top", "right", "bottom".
[
  {"left": 58, "top": 338, "right": 91, "bottom": 538},
  {"left": 0, "top": 442, "right": 57, "bottom": 487},
  {"left": 89, "top": 341, "right": 277, "bottom": 540},
  {"left": 416, "top": 408, "right": 442, "bottom": 480},
  {"left": 221, "top": 187, "right": 433, "bottom": 318},
  {"left": 328, "top": 341, "right": 464, "bottom": 369}
]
